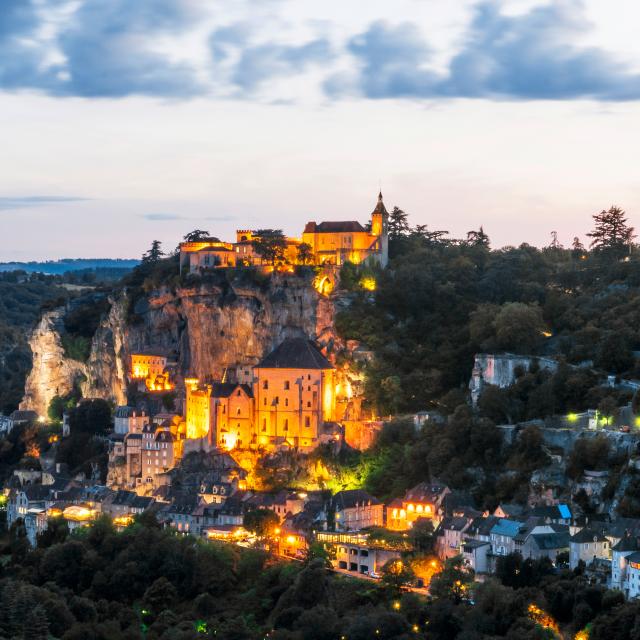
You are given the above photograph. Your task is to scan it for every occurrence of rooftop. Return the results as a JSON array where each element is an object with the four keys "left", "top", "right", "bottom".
[{"left": 257, "top": 338, "right": 333, "bottom": 370}]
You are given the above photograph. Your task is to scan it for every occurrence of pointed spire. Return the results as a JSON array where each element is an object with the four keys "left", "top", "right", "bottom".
[{"left": 372, "top": 189, "right": 388, "bottom": 216}]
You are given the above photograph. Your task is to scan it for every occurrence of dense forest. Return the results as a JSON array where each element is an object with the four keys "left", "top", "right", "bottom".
[
  {"left": 1, "top": 513, "right": 639, "bottom": 639},
  {"left": 337, "top": 206, "right": 640, "bottom": 418}
]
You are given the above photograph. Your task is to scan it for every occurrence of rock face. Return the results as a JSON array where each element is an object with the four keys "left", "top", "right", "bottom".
[
  {"left": 21, "top": 271, "right": 340, "bottom": 411},
  {"left": 20, "top": 310, "right": 86, "bottom": 417},
  {"left": 469, "top": 353, "right": 559, "bottom": 405}
]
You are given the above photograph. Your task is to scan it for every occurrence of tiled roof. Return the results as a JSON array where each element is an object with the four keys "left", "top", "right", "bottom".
[
  {"left": 530, "top": 532, "right": 570, "bottom": 550},
  {"left": 571, "top": 527, "right": 608, "bottom": 543},
  {"left": 333, "top": 489, "right": 381, "bottom": 510},
  {"left": 612, "top": 536, "right": 640, "bottom": 552},
  {"left": 303, "top": 221, "right": 366, "bottom": 234},
  {"left": 210, "top": 383, "right": 253, "bottom": 398},
  {"left": 491, "top": 519, "right": 524, "bottom": 538},
  {"left": 257, "top": 338, "right": 332, "bottom": 370}
]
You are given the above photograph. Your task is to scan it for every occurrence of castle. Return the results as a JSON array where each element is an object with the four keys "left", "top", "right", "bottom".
[{"left": 179, "top": 191, "right": 389, "bottom": 273}]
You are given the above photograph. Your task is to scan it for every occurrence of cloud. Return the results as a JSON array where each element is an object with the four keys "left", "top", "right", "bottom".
[
  {"left": 55, "top": 0, "right": 202, "bottom": 98},
  {"left": 0, "top": 196, "right": 88, "bottom": 211},
  {"left": 142, "top": 213, "right": 184, "bottom": 221},
  {"left": 210, "top": 23, "right": 332, "bottom": 92},
  {"left": 2, "top": 1, "right": 640, "bottom": 102},
  {"left": 0, "top": 0, "right": 202, "bottom": 98},
  {"left": 338, "top": 2, "right": 640, "bottom": 101}
]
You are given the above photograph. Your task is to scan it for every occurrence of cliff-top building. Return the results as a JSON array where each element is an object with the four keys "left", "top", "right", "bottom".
[
  {"left": 183, "top": 338, "right": 337, "bottom": 453},
  {"left": 179, "top": 191, "right": 389, "bottom": 274}
]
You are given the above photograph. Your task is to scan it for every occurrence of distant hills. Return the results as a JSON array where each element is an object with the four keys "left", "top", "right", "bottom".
[{"left": 0, "top": 258, "right": 139, "bottom": 275}]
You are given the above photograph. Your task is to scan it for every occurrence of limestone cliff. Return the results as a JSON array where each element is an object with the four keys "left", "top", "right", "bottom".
[
  {"left": 21, "top": 271, "right": 341, "bottom": 411},
  {"left": 20, "top": 310, "right": 86, "bottom": 417}
]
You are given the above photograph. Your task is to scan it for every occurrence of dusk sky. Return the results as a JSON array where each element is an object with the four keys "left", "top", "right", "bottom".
[{"left": 2, "top": 0, "right": 640, "bottom": 260}]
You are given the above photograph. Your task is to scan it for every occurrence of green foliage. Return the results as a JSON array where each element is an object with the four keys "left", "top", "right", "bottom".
[
  {"left": 336, "top": 229, "right": 640, "bottom": 416},
  {"left": 566, "top": 436, "right": 611, "bottom": 479},
  {"left": 243, "top": 508, "right": 280, "bottom": 537},
  {"left": 252, "top": 229, "right": 287, "bottom": 266},
  {"left": 61, "top": 334, "right": 92, "bottom": 362},
  {"left": 429, "top": 555, "right": 474, "bottom": 604}
]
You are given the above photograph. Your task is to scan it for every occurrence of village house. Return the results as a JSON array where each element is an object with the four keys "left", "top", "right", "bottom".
[
  {"left": 490, "top": 519, "right": 525, "bottom": 557},
  {"left": 520, "top": 527, "right": 571, "bottom": 563},
  {"left": 569, "top": 527, "right": 611, "bottom": 569},
  {"left": 611, "top": 536, "right": 640, "bottom": 595},
  {"left": 436, "top": 516, "right": 473, "bottom": 560},
  {"left": 386, "top": 481, "right": 450, "bottom": 531},
  {"left": 316, "top": 530, "right": 402, "bottom": 577},
  {"left": 114, "top": 406, "right": 148, "bottom": 435},
  {"left": 462, "top": 539, "right": 491, "bottom": 574},
  {"left": 330, "top": 489, "right": 384, "bottom": 531}
]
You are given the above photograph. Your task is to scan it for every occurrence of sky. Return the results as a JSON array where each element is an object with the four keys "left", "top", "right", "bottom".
[{"left": 2, "top": 0, "right": 640, "bottom": 260}]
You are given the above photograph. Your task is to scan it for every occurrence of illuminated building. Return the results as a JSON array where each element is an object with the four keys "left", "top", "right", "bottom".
[
  {"left": 178, "top": 191, "right": 389, "bottom": 273},
  {"left": 185, "top": 377, "right": 212, "bottom": 440},
  {"left": 179, "top": 231, "right": 301, "bottom": 273},
  {"left": 178, "top": 339, "right": 338, "bottom": 453},
  {"left": 210, "top": 383, "right": 254, "bottom": 451},
  {"left": 253, "top": 338, "right": 335, "bottom": 451},
  {"left": 331, "top": 489, "right": 384, "bottom": 531},
  {"left": 130, "top": 354, "right": 174, "bottom": 392},
  {"left": 302, "top": 192, "right": 389, "bottom": 267},
  {"left": 316, "top": 531, "right": 403, "bottom": 577},
  {"left": 386, "top": 482, "right": 450, "bottom": 531}
]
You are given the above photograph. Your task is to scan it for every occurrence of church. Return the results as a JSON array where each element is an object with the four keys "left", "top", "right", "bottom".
[
  {"left": 179, "top": 191, "right": 389, "bottom": 273},
  {"left": 184, "top": 337, "right": 339, "bottom": 453}
]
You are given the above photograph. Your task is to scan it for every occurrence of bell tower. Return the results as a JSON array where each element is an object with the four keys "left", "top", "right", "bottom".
[{"left": 371, "top": 191, "right": 389, "bottom": 267}]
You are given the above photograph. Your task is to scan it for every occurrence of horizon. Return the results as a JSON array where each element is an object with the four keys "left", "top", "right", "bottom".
[{"left": 3, "top": 0, "right": 640, "bottom": 260}]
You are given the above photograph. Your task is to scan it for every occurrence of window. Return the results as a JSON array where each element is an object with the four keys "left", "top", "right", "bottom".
[
  {"left": 263, "top": 380, "right": 269, "bottom": 390},
  {"left": 305, "top": 416, "right": 311, "bottom": 427},
  {"left": 237, "top": 390, "right": 241, "bottom": 396},
  {"left": 236, "top": 408, "right": 241, "bottom": 415},
  {"left": 307, "top": 401, "right": 311, "bottom": 408},
  {"left": 262, "top": 419, "right": 267, "bottom": 432},
  {"left": 284, "top": 419, "right": 289, "bottom": 431},
  {"left": 285, "top": 398, "right": 289, "bottom": 407},
  {"left": 284, "top": 381, "right": 290, "bottom": 390},
  {"left": 263, "top": 397, "right": 267, "bottom": 406}
]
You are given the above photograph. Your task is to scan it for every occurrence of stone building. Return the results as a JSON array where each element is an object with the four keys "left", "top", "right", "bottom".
[
  {"left": 252, "top": 338, "right": 335, "bottom": 451},
  {"left": 179, "top": 191, "right": 389, "bottom": 273},
  {"left": 331, "top": 489, "right": 384, "bottom": 531}
]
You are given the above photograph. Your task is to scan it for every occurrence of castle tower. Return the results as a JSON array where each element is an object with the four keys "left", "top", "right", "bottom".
[{"left": 371, "top": 191, "right": 389, "bottom": 267}]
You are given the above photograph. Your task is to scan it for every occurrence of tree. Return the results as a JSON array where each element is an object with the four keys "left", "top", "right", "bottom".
[
  {"left": 297, "top": 242, "right": 314, "bottom": 265},
  {"left": 380, "top": 558, "right": 415, "bottom": 594},
  {"left": 252, "top": 229, "right": 288, "bottom": 266},
  {"left": 587, "top": 206, "right": 635, "bottom": 258},
  {"left": 142, "top": 240, "right": 164, "bottom": 264},
  {"left": 466, "top": 227, "right": 490, "bottom": 247},
  {"left": 572, "top": 236, "right": 586, "bottom": 259},
  {"left": 409, "top": 519, "right": 435, "bottom": 553},
  {"left": 68, "top": 399, "right": 111, "bottom": 436},
  {"left": 429, "top": 555, "right": 474, "bottom": 603},
  {"left": 493, "top": 302, "right": 546, "bottom": 354},
  {"left": 243, "top": 508, "right": 280, "bottom": 538},
  {"left": 143, "top": 577, "right": 177, "bottom": 617},
  {"left": 389, "top": 207, "right": 409, "bottom": 240},
  {"left": 183, "top": 229, "right": 211, "bottom": 242}
]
